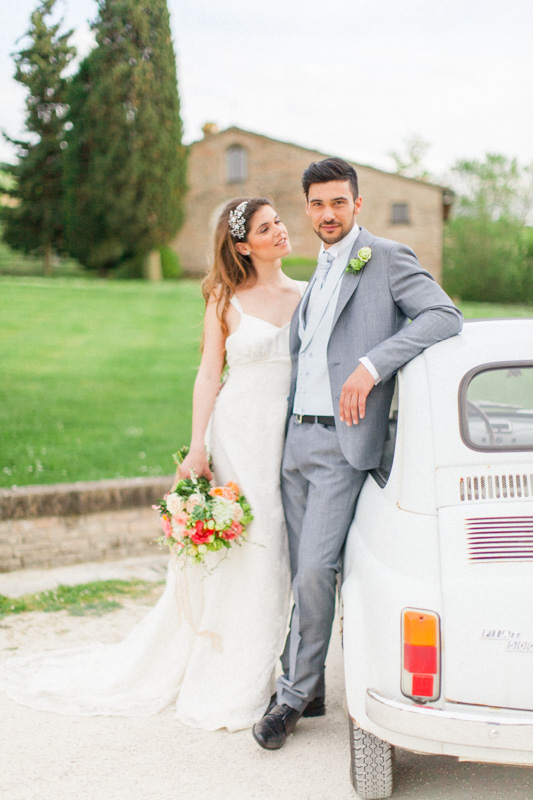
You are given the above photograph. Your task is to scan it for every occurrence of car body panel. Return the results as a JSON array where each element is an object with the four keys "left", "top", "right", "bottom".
[{"left": 342, "top": 318, "right": 533, "bottom": 767}]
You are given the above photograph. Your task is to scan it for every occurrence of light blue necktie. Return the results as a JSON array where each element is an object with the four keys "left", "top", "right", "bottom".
[
  {"left": 315, "top": 250, "right": 334, "bottom": 290},
  {"left": 305, "top": 250, "right": 335, "bottom": 323}
]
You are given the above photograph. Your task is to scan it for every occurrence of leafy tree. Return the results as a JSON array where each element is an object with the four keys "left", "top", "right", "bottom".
[
  {"left": 2, "top": 0, "right": 75, "bottom": 274},
  {"left": 444, "top": 154, "right": 533, "bottom": 303},
  {"left": 63, "top": 0, "right": 186, "bottom": 275},
  {"left": 390, "top": 135, "right": 432, "bottom": 182},
  {"left": 451, "top": 153, "right": 530, "bottom": 223}
]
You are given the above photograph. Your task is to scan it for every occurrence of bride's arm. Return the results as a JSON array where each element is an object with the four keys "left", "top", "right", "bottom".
[{"left": 172, "top": 297, "right": 226, "bottom": 487}]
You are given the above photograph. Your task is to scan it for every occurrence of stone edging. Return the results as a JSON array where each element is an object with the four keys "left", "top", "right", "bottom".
[{"left": 0, "top": 476, "right": 174, "bottom": 521}]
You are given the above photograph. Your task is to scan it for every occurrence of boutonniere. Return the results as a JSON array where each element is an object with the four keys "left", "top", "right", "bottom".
[{"left": 346, "top": 247, "right": 372, "bottom": 274}]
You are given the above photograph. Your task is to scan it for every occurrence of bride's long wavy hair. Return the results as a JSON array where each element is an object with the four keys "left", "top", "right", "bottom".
[{"left": 202, "top": 197, "right": 272, "bottom": 338}]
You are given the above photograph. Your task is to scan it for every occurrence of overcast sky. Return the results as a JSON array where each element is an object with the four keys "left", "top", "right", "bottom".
[{"left": 1, "top": 0, "right": 532, "bottom": 183}]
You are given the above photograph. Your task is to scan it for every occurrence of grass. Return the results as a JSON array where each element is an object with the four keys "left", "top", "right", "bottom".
[
  {"left": 1, "top": 275, "right": 532, "bottom": 489},
  {"left": 458, "top": 301, "right": 533, "bottom": 319},
  {"left": 281, "top": 255, "right": 317, "bottom": 281},
  {"left": 0, "top": 277, "right": 204, "bottom": 487},
  {"left": 0, "top": 578, "right": 163, "bottom": 617}
]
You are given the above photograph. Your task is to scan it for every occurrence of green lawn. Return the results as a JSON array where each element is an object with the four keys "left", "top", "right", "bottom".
[
  {"left": 1, "top": 277, "right": 204, "bottom": 487},
  {"left": 1, "top": 276, "right": 531, "bottom": 489}
]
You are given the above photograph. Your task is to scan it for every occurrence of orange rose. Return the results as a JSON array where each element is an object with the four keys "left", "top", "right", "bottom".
[{"left": 209, "top": 484, "right": 238, "bottom": 502}]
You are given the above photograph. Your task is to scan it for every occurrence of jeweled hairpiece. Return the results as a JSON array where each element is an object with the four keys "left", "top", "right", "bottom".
[{"left": 228, "top": 201, "right": 248, "bottom": 240}]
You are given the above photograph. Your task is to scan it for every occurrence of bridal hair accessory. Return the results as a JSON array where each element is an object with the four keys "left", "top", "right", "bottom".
[
  {"left": 153, "top": 447, "right": 253, "bottom": 565},
  {"left": 346, "top": 246, "right": 372, "bottom": 274},
  {"left": 228, "top": 201, "right": 248, "bottom": 239}
]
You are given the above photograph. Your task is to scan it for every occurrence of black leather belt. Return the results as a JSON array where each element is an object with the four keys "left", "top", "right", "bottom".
[{"left": 294, "top": 414, "right": 335, "bottom": 426}]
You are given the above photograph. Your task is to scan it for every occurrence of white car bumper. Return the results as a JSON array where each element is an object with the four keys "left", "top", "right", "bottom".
[{"left": 366, "top": 688, "right": 533, "bottom": 753}]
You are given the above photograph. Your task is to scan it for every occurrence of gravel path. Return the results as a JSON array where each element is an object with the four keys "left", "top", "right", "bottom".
[{"left": 1, "top": 557, "right": 532, "bottom": 800}]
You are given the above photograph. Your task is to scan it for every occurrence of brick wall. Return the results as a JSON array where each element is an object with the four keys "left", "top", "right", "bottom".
[{"left": 0, "top": 477, "right": 173, "bottom": 573}]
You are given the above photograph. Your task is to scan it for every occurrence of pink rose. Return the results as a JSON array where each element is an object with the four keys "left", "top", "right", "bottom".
[
  {"left": 161, "top": 516, "right": 173, "bottom": 538},
  {"left": 186, "top": 493, "right": 205, "bottom": 514},
  {"left": 220, "top": 521, "right": 243, "bottom": 541},
  {"left": 171, "top": 512, "right": 189, "bottom": 539}
]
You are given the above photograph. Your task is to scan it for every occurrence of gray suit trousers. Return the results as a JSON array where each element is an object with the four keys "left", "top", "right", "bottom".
[{"left": 277, "top": 417, "right": 367, "bottom": 711}]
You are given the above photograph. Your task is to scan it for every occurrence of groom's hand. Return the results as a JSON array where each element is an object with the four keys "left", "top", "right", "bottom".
[{"left": 339, "top": 363, "right": 375, "bottom": 426}]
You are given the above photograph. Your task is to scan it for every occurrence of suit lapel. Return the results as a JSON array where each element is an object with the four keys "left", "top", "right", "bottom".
[
  {"left": 298, "top": 276, "right": 315, "bottom": 329},
  {"left": 332, "top": 227, "right": 374, "bottom": 330}
]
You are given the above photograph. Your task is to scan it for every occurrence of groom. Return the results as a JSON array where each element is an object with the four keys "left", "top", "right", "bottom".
[{"left": 252, "top": 157, "right": 463, "bottom": 750}]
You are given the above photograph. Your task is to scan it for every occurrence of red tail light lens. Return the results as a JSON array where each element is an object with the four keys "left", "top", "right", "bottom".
[{"left": 401, "top": 609, "right": 440, "bottom": 702}]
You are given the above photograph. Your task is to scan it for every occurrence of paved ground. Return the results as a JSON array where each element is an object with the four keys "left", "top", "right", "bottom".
[
  {"left": 0, "top": 553, "right": 169, "bottom": 596},
  {"left": 1, "top": 557, "right": 532, "bottom": 800}
]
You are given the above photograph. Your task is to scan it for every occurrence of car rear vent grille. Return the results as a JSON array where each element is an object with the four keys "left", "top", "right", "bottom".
[
  {"left": 466, "top": 516, "right": 533, "bottom": 562},
  {"left": 459, "top": 473, "right": 533, "bottom": 502}
]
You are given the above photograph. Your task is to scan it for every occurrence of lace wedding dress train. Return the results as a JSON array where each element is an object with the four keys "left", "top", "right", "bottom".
[{"left": 0, "top": 293, "right": 300, "bottom": 731}]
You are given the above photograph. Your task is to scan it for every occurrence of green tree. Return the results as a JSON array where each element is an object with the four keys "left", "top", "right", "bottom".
[
  {"left": 444, "top": 154, "right": 533, "bottom": 303},
  {"left": 2, "top": 0, "right": 75, "bottom": 274},
  {"left": 390, "top": 135, "right": 432, "bottom": 182},
  {"left": 452, "top": 153, "right": 529, "bottom": 222},
  {"left": 63, "top": 0, "right": 186, "bottom": 276}
]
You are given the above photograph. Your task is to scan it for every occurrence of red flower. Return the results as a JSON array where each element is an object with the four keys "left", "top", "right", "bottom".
[
  {"left": 190, "top": 520, "right": 214, "bottom": 545},
  {"left": 220, "top": 521, "right": 243, "bottom": 541}
]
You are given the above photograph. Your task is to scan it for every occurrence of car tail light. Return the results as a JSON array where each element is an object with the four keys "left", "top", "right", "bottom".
[{"left": 401, "top": 608, "right": 440, "bottom": 702}]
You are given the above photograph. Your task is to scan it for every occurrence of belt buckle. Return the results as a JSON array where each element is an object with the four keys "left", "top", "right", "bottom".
[{"left": 295, "top": 414, "right": 304, "bottom": 425}]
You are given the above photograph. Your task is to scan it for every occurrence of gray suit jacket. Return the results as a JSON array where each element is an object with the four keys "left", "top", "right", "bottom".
[{"left": 288, "top": 226, "right": 463, "bottom": 471}]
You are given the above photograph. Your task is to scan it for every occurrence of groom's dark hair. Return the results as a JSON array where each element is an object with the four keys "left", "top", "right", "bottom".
[{"left": 302, "top": 157, "right": 359, "bottom": 201}]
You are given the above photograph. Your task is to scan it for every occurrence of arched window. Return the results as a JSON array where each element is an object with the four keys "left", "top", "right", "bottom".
[{"left": 226, "top": 146, "right": 247, "bottom": 183}]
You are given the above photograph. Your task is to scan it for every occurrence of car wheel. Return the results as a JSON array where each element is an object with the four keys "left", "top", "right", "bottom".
[{"left": 349, "top": 716, "right": 394, "bottom": 799}]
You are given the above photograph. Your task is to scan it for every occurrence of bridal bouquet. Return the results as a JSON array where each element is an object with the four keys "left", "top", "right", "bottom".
[{"left": 153, "top": 449, "right": 253, "bottom": 565}]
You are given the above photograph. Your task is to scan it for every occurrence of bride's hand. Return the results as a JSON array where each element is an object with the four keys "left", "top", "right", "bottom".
[{"left": 171, "top": 449, "right": 213, "bottom": 490}]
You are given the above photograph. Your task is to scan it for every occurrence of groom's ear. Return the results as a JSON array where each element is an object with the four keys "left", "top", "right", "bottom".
[{"left": 354, "top": 195, "right": 363, "bottom": 215}]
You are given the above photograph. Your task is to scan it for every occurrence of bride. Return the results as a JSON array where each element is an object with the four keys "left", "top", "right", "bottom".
[{"left": 0, "top": 197, "right": 306, "bottom": 732}]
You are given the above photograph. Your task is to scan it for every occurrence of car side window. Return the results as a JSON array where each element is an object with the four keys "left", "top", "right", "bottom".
[
  {"left": 459, "top": 362, "right": 533, "bottom": 452},
  {"left": 370, "top": 379, "right": 398, "bottom": 488}
]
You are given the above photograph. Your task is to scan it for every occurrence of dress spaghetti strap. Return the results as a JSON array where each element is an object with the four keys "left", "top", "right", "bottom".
[{"left": 230, "top": 295, "right": 244, "bottom": 315}]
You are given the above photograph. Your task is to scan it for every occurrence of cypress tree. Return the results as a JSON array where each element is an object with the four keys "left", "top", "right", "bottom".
[
  {"left": 64, "top": 0, "right": 186, "bottom": 275},
  {"left": 2, "top": 0, "right": 75, "bottom": 274}
]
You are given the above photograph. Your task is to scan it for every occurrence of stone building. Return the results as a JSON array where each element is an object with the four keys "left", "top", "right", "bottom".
[{"left": 173, "top": 124, "right": 452, "bottom": 281}]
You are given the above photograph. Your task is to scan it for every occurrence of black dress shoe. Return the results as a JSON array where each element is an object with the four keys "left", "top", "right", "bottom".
[
  {"left": 252, "top": 704, "right": 302, "bottom": 750},
  {"left": 302, "top": 694, "right": 326, "bottom": 717},
  {"left": 266, "top": 693, "right": 326, "bottom": 718}
]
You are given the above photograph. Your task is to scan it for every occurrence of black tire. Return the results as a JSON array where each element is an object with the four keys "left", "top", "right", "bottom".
[{"left": 349, "top": 716, "right": 394, "bottom": 799}]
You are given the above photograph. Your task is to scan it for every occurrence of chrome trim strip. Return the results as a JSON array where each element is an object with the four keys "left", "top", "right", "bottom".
[{"left": 366, "top": 688, "right": 533, "bottom": 751}]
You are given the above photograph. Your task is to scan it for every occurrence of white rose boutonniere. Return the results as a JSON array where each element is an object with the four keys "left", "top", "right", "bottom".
[{"left": 346, "top": 246, "right": 372, "bottom": 274}]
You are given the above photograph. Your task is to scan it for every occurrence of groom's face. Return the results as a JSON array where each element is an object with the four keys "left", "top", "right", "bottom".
[{"left": 306, "top": 180, "right": 362, "bottom": 246}]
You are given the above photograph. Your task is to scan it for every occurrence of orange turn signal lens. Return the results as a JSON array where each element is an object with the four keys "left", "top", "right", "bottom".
[
  {"left": 401, "top": 608, "right": 441, "bottom": 703},
  {"left": 403, "top": 611, "right": 437, "bottom": 646}
]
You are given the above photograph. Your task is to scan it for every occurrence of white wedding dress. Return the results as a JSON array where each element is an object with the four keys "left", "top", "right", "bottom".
[{"left": 0, "top": 291, "right": 303, "bottom": 731}]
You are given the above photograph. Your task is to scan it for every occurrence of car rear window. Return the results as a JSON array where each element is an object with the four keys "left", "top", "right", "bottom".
[{"left": 459, "top": 362, "right": 533, "bottom": 452}]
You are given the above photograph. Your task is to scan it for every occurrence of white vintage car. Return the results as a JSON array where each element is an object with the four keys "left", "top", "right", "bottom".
[{"left": 342, "top": 318, "right": 533, "bottom": 799}]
